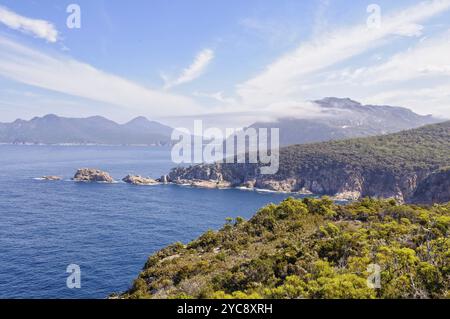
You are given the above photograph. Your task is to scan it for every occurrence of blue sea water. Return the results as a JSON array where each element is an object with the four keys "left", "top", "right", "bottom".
[{"left": 0, "top": 145, "right": 303, "bottom": 299}]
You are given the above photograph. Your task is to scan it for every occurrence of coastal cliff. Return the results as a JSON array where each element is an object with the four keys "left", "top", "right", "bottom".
[
  {"left": 166, "top": 121, "right": 450, "bottom": 203},
  {"left": 411, "top": 168, "right": 450, "bottom": 204}
]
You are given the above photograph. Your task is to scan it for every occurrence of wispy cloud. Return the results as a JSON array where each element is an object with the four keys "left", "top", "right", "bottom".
[
  {"left": 236, "top": 0, "right": 450, "bottom": 108},
  {"left": 0, "top": 36, "right": 202, "bottom": 118},
  {"left": 365, "top": 83, "right": 450, "bottom": 118},
  {"left": 239, "top": 17, "right": 301, "bottom": 47},
  {"left": 163, "top": 49, "right": 214, "bottom": 89},
  {"left": 313, "top": 0, "right": 330, "bottom": 36},
  {"left": 359, "top": 33, "right": 450, "bottom": 116},
  {"left": 0, "top": 6, "right": 58, "bottom": 42},
  {"left": 342, "top": 31, "right": 450, "bottom": 84},
  {"left": 295, "top": 28, "right": 450, "bottom": 117},
  {"left": 193, "top": 91, "right": 236, "bottom": 104}
]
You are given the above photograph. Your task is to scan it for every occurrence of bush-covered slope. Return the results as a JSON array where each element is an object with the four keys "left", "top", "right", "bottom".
[{"left": 122, "top": 198, "right": 450, "bottom": 299}]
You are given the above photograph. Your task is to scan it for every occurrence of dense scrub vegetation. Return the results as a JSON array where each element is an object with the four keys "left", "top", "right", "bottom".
[
  {"left": 276, "top": 120, "right": 450, "bottom": 176},
  {"left": 122, "top": 197, "right": 450, "bottom": 299}
]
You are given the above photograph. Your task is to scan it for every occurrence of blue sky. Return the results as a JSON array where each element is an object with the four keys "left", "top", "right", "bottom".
[{"left": 0, "top": 0, "right": 449, "bottom": 127}]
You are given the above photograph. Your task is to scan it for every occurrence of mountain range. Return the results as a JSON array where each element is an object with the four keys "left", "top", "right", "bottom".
[
  {"left": 0, "top": 98, "right": 444, "bottom": 146},
  {"left": 0, "top": 114, "right": 173, "bottom": 145}
]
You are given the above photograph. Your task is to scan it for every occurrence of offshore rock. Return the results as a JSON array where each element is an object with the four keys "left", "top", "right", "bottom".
[
  {"left": 122, "top": 175, "right": 158, "bottom": 185},
  {"left": 73, "top": 168, "right": 114, "bottom": 183}
]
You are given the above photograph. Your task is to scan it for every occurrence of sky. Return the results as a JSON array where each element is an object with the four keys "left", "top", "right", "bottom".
[{"left": 0, "top": 0, "right": 449, "bottom": 128}]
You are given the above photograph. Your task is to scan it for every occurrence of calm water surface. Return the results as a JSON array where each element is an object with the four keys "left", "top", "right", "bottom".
[{"left": 0, "top": 145, "right": 304, "bottom": 298}]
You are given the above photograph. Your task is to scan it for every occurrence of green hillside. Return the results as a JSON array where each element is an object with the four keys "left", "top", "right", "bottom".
[
  {"left": 278, "top": 120, "right": 450, "bottom": 175},
  {"left": 122, "top": 197, "right": 450, "bottom": 299}
]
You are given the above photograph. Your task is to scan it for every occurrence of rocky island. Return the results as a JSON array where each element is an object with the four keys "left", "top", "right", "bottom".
[
  {"left": 122, "top": 175, "right": 159, "bottom": 185},
  {"left": 72, "top": 168, "right": 114, "bottom": 183},
  {"left": 40, "top": 176, "right": 62, "bottom": 181}
]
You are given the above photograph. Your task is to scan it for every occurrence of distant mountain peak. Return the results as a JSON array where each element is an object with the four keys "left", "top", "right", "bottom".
[
  {"left": 126, "top": 116, "right": 151, "bottom": 125},
  {"left": 42, "top": 114, "right": 59, "bottom": 119},
  {"left": 315, "top": 97, "right": 363, "bottom": 109},
  {"left": 30, "top": 114, "right": 60, "bottom": 121},
  {"left": 86, "top": 115, "right": 110, "bottom": 121},
  {"left": 319, "top": 97, "right": 361, "bottom": 104}
]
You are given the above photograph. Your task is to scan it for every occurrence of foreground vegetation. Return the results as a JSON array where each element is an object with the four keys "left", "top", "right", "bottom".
[{"left": 123, "top": 197, "right": 450, "bottom": 299}]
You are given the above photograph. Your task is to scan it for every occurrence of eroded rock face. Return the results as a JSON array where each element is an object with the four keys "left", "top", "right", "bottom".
[
  {"left": 122, "top": 175, "right": 158, "bottom": 185},
  {"left": 169, "top": 177, "right": 231, "bottom": 189},
  {"left": 73, "top": 168, "right": 114, "bottom": 183},
  {"left": 159, "top": 175, "right": 169, "bottom": 184},
  {"left": 166, "top": 161, "right": 438, "bottom": 202},
  {"left": 410, "top": 168, "right": 450, "bottom": 204}
]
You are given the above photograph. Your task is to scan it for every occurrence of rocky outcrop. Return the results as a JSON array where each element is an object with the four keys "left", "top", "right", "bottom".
[
  {"left": 166, "top": 163, "right": 422, "bottom": 201},
  {"left": 168, "top": 164, "right": 236, "bottom": 189},
  {"left": 41, "top": 176, "right": 62, "bottom": 181},
  {"left": 122, "top": 175, "right": 158, "bottom": 185},
  {"left": 409, "top": 168, "right": 450, "bottom": 205},
  {"left": 158, "top": 175, "right": 170, "bottom": 184},
  {"left": 183, "top": 179, "right": 232, "bottom": 189},
  {"left": 73, "top": 168, "right": 114, "bottom": 183}
]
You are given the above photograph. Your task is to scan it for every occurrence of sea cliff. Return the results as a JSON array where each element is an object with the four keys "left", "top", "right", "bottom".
[{"left": 166, "top": 122, "right": 450, "bottom": 203}]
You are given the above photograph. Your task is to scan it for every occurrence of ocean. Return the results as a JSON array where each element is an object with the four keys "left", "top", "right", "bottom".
[{"left": 0, "top": 145, "right": 303, "bottom": 298}]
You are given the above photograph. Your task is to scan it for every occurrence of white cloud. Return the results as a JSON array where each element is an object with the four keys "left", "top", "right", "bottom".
[
  {"left": 393, "top": 23, "right": 424, "bottom": 37},
  {"left": 365, "top": 84, "right": 450, "bottom": 118},
  {"left": 163, "top": 49, "right": 214, "bottom": 89},
  {"left": 313, "top": 0, "right": 331, "bottom": 36},
  {"left": 304, "top": 28, "right": 450, "bottom": 117},
  {"left": 343, "top": 31, "right": 450, "bottom": 85},
  {"left": 0, "top": 6, "right": 58, "bottom": 42},
  {"left": 236, "top": 0, "right": 450, "bottom": 108},
  {"left": 193, "top": 91, "right": 236, "bottom": 104},
  {"left": 0, "top": 36, "right": 203, "bottom": 118}
]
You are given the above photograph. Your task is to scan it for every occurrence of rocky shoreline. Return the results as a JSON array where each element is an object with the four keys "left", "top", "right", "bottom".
[
  {"left": 164, "top": 163, "right": 450, "bottom": 203},
  {"left": 36, "top": 166, "right": 450, "bottom": 204},
  {"left": 163, "top": 169, "right": 365, "bottom": 201},
  {"left": 37, "top": 162, "right": 449, "bottom": 205},
  {"left": 37, "top": 168, "right": 325, "bottom": 198},
  {"left": 37, "top": 165, "right": 448, "bottom": 203},
  {"left": 162, "top": 163, "right": 442, "bottom": 203},
  {"left": 36, "top": 164, "right": 450, "bottom": 204}
]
